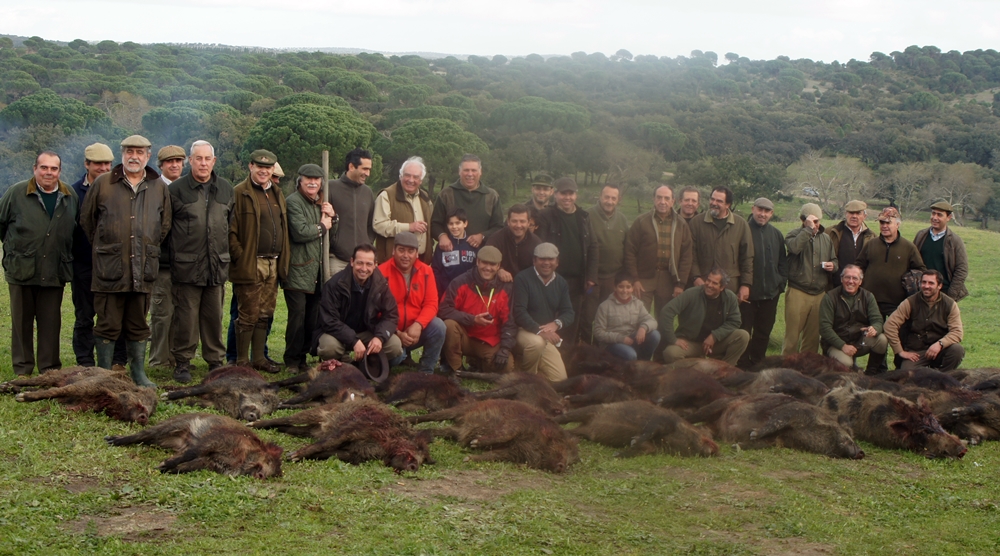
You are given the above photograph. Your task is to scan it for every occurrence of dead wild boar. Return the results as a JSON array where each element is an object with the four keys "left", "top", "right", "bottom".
[
  {"left": 279, "top": 399, "right": 434, "bottom": 473},
  {"left": 412, "top": 399, "right": 579, "bottom": 473},
  {"left": 567, "top": 344, "right": 630, "bottom": 378},
  {"left": 814, "top": 372, "right": 905, "bottom": 395},
  {"left": 947, "top": 368, "right": 1000, "bottom": 390},
  {"left": 277, "top": 364, "right": 373, "bottom": 409},
  {"left": 555, "top": 400, "right": 718, "bottom": 458},
  {"left": 551, "top": 375, "right": 636, "bottom": 408},
  {"left": 644, "top": 367, "right": 732, "bottom": 416},
  {"left": 457, "top": 371, "right": 566, "bottom": 416},
  {"left": 7, "top": 366, "right": 156, "bottom": 425},
  {"left": 664, "top": 358, "right": 740, "bottom": 377},
  {"left": 751, "top": 352, "right": 853, "bottom": 376},
  {"left": 106, "top": 413, "right": 282, "bottom": 479},
  {"left": 377, "top": 372, "right": 469, "bottom": 411},
  {"left": 161, "top": 366, "right": 280, "bottom": 421},
  {"left": 717, "top": 368, "right": 830, "bottom": 405},
  {"left": 879, "top": 368, "right": 964, "bottom": 391},
  {"left": 821, "top": 386, "right": 966, "bottom": 459},
  {"left": 897, "top": 387, "right": 1000, "bottom": 444},
  {"left": 688, "top": 393, "right": 864, "bottom": 459}
]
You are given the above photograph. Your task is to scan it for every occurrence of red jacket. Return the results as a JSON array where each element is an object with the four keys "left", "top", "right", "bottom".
[
  {"left": 379, "top": 258, "right": 439, "bottom": 331},
  {"left": 438, "top": 267, "right": 515, "bottom": 349}
]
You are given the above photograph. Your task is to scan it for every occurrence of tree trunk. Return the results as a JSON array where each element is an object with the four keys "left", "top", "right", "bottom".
[{"left": 428, "top": 175, "right": 437, "bottom": 198}]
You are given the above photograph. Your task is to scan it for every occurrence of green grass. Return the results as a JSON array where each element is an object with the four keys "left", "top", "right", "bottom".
[{"left": 0, "top": 213, "right": 998, "bottom": 554}]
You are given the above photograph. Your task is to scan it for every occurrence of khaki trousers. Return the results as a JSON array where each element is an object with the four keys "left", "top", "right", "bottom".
[
  {"left": 148, "top": 268, "right": 175, "bottom": 367},
  {"left": 329, "top": 256, "right": 349, "bottom": 277},
  {"left": 827, "top": 333, "right": 888, "bottom": 368},
  {"left": 662, "top": 329, "right": 750, "bottom": 366},
  {"left": 234, "top": 258, "right": 279, "bottom": 332},
  {"left": 443, "top": 319, "right": 515, "bottom": 373},
  {"left": 514, "top": 329, "right": 567, "bottom": 381},
  {"left": 171, "top": 283, "right": 226, "bottom": 367},
  {"left": 782, "top": 287, "right": 824, "bottom": 355},
  {"left": 317, "top": 331, "right": 403, "bottom": 362}
]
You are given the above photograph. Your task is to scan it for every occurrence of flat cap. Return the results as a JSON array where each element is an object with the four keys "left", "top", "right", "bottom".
[
  {"left": 395, "top": 231, "right": 420, "bottom": 249},
  {"left": 531, "top": 174, "right": 554, "bottom": 188},
  {"left": 553, "top": 177, "right": 577, "bottom": 193},
  {"left": 297, "top": 163, "right": 324, "bottom": 178},
  {"left": 877, "top": 207, "right": 901, "bottom": 222},
  {"left": 272, "top": 162, "right": 284, "bottom": 178},
  {"left": 845, "top": 200, "right": 867, "bottom": 212},
  {"left": 84, "top": 143, "right": 114, "bottom": 163},
  {"left": 534, "top": 242, "right": 559, "bottom": 258},
  {"left": 800, "top": 203, "right": 823, "bottom": 220},
  {"left": 249, "top": 149, "right": 277, "bottom": 166},
  {"left": 930, "top": 201, "right": 954, "bottom": 213},
  {"left": 753, "top": 197, "right": 774, "bottom": 210},
  {"left": 157, "top": 145, "right": 185, "bottom": 163},
  {"left": 478, "top": 246, "right": 502, "bottom": 264},
  {"left": 120, "top": 135, "right": 151, "bottom": 148}
]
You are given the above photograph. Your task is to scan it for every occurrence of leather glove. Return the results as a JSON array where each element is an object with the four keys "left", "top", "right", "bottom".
[{"left": 491, "top": 349, "right": 510, "bottom": 370}]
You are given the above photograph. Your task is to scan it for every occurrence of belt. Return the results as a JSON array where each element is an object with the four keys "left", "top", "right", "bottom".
[{"left": 257, "top": 255, "right": 279, "bottom": 259}]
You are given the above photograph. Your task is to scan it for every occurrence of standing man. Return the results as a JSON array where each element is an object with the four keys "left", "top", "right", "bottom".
[
  {"left": 229, "top": 149, "right": 289, "bottom": 372},
  {"left": 0, "top": 152, "right": 78, "bottom": 375},
  {"left": 167, "top": 141, "right": 233, "bottom": 383},
  {"left": 80, "top": 135, "right": 171, "bottom": 387},
  {"left": 623, "top": 184, "right": 694, "bottom": 314},
  {"left": 282, "top": 163, "right": 335, "bottom": 373},
  {"left": 660, "top": 268, "right": 749, "bottom": 366},
  {"left": 884, "top": 270, "right": 964, "bottom": 371},
  {"left": 70, "top": 143, "right": 126, "bottom": 368},
  {"left": 826, "top": 200, "right": 874, "bottom": 289},
  {"left": 431, "top": 154, "right": 504, "bottom": 252},
  {"left": 737, "top": 198, "right": 787, "bottom": 368},
  {"left": 374, "top": 156, "right": 432, "bottom": 265},
  {"left": 677, "top": 186, "right": 701, "bottom": 223},
  {"left": 527, "top": 174, "right": 555, "bottom": 211},
  {"left": 148, "top": 145, "right": 186, "bottom": 370},
  {"left": 688, "top": 186, "right": 753, "bottom": 297},
  {"left": 587, "top": 184, "right": 630, "bottom": 310},
  {"left": 327, "top": 147, "right": 374, "bottom": 275},
  {"left": 819, "top": 264, "right": 887, "bottom": 373},
  {"left": 783, "top": 203, "right": 837, "bottom": 355},
  {"left": 913, "top": 201, "right": 968, "bottom": 302},
  {"left": 379, "top": 231, "right": 445, "bottom": 373},
  {"left": 534, "top": 177, "right": 598, "bottom": 347},
  {"left": 511, "top": 243, "right": 574, "bottom": 381},
  {"left": 484, "top": 203, "right": 542, "bottom": 283}
]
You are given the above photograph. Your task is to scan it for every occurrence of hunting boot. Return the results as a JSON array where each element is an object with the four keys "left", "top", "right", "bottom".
[
  {"left": 95, "top": 337, "right": 115, "bottom": 370},
  {"left": 235, "top": 327, "right": 253, "bottom": 367},
  {"left": 127, "top": 340, "right": 156, "bottom": 388},
  {"left": 864, "top": 351, "right": 887, "bottom": 376},
  {"left": 252, "top": 326, "right": 279, "bottom": 373}
]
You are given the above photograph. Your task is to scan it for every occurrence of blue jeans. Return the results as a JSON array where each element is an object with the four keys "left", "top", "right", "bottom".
[
  {"left": 226, "top": 294, "right": 272, "bottom": 364},
  {"left": 390, "top": 317, "right": 446, "bottom": 373},
  {"left": 606, "top": 329, "right": 661, "bottom": 361}
]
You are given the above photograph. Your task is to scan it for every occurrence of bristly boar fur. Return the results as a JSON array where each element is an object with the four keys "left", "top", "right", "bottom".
[
  {"left": 6, "top": 366, "right": 156, "bottom": 424},
  {"left": 878, "top": 368, "right": 964, "bottom": 391},
  {"left": 378, "top": 372, "right": 469, "bottom": 411},
  {"left": 161, "top": 366, "right": 279, "bottom": 421},
  {"left": 556, "top": 400, "right": 718, "bottom": 457},
  {"left": 457, "top": 371, "right": 566, "bottom": 416},
  {"left": 715, "top": 367, "right": 830, "bottom": 405},
  {"left": 751, "top": 352, "right": 853, "bottom": 376},
  {"left": 277, "top": 363, "right": 373, "bottom": 409},
  {"left": 689, "top": 393, "right": 864, "bottom": 459},
  {"left": 821, "top": 386, "right": 966, "bottom": 459},
  {"left": 106, "top": 413, "right": 282, "bottom": 479},
  {"left": 271, "top": 399, "right": 434, "bottom": 473},
  {"left": 551, "top": 375, "right": 636, "bottom": 408},
  {"left": 896, "top": 387, "right": 1000, "bottom": 445},
  {"left": 411, "top": 399, "right": 579, "bottom": 473}
]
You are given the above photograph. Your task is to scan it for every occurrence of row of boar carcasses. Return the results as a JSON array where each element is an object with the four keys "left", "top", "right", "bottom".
[{"left": 7, "top": 349, "right": 1000, "bottom": 479}]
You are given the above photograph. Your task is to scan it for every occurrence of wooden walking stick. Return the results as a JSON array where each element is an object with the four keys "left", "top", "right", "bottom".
[{"left": 321, "top": 150, "right": 332, "bottom": 282}]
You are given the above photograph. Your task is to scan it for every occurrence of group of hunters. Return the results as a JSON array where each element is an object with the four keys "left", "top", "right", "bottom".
[{"left": 0, "top": 135, "right": 970, "bottom": 387}]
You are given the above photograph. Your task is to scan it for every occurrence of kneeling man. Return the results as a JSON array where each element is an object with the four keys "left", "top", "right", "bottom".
[
  {"left": 511, "top": 243, "right": 574, "bottom": 381},
  {"left": 884, "top": 270, "right": 964, "bottom": 371},
  {"left": 660, "top": 268, "right": 749, "bottom": 365},
  {"left": 819, "top": 264, "right": 887, "bottom": 374}
]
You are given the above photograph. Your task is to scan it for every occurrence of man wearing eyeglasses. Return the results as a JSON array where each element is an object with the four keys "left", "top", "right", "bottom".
[{"left": 819, "top": 264, "right": 887, "bottom": 374}]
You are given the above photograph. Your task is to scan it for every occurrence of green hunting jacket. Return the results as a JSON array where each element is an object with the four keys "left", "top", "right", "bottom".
[
  {"left": 0, "top": 178, "right": 78, "bottom": 287},
  {"left": 284, "top": 189, "right": 325, "bottom": 293}
]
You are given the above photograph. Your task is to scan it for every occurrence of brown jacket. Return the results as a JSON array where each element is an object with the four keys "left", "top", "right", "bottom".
[
  {"left": 884, "top": 293, "right": 963, "bottom": 353},
  {"left": 374, "top": 181, "right": 432, "bottom": 264},
  {"left": 80, "top": 164, "right": 171, "bottom": 293},
  {"left": 623, "top": 210, "right": 693, "bottom": 285},
  {"left": 688, "top": 210, "right": 754, "bottom": 288},
  {"left": 913, "top": 227, "right": 968, "bottom": 302},
  {"left": 228, "top": 177, "right": 290, "bottom": 284}
]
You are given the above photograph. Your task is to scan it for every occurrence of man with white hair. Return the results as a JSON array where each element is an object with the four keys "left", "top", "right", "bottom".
[
  {"left": 80, "top": 135, "right": 171, "bottom": 387},
  {"left": 374, "top": 156, "right": 432, "bottom": 264}
]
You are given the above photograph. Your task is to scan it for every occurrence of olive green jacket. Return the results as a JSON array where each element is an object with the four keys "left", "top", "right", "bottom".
[
  {"left": 0, "top": 178, "right": 78, "bottom": 286},
  {"left": 283, "top": 190, "right": 325, "bottom": 293}
]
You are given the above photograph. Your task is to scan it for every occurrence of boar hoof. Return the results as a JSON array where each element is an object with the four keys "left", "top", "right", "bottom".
[
  {"left": 469, "top": 438, "right": 480, "bottom": 448},
  {"left": 749, "top": 429, "right": 759, "bottom": 440},
  {"left": 462, "top": 456, "right": 471, "bottom": 463},
  {"left": 14, "top": 393, "right": 25, "bottom": 402},
  {"left": 159, "top": 392, "right": 170, "bottom": 400}
]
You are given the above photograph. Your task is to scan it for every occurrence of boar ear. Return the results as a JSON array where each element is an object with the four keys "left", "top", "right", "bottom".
[
  {"left": 888, "top": 420, "right": 912, "bottom": 439},
  {"left": 916, "top": 395, "right": 933, "bottom": 413}
]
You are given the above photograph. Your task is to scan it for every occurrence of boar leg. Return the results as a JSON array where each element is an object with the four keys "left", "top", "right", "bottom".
[
  {"left": 426, "top": 426, "right": 461, "bottom": 441},
  {"left": 269, "top": 372, "right": 311, "bottom": 389},
  {"left": 162, "top": 384, "right": 213, "bottom": 401},
  {"left": 750, "top": 416, "right": 793, "bottom": 440},
  {"left": 15, "top": 384, "right": 82, "bottom": 403},
  {"left": 407, "top": 405, "right": 471, "bottom": 424},
  {"left": 553, "top": 405, "right": 600, "bottom": 425}
]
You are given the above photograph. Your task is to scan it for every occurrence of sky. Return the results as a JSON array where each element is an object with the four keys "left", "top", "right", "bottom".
[{"left": 4, "top": 0, "right": 1000, "bottom": 62}]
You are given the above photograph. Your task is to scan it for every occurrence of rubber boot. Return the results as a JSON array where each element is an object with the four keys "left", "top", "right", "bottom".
[
  {"left": 235, "top": 327, "right": 253, "bottom": 367},
  {"left": 127, "top": 340, "right": 156, "bottom": 388},
  {"left": 252, "top": 326, "right": 279, "bottom": 373},
  {"left": 95, "top": 337, "right": 115, "bottom": 370},
  {"left": 864, "top": 351, "right": 887, "bottom": 376}
]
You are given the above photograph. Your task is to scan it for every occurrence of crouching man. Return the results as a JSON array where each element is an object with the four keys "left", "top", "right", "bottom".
[
  {"left": 438, "top": 246, "right": 516, "bottom": 374},
  {"left": 884, "top": 270, "right": 964, "bottom": 371},
  {"left": 511, "top": 243, "right": 574, "bottom": 381},
  {"left": 819, "top": 264, "right": 888, "bottom": 374},
  {"left": 317, "top": 244, "right": 403, "bottom": 363},
  {"left": 660, "top": 268, "right": 749, "bottom": 366}
]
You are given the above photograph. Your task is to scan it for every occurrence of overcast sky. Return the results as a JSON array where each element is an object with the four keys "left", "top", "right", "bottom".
[{"left": 5, "top": 0, "right": 1000, "bottom": 62}]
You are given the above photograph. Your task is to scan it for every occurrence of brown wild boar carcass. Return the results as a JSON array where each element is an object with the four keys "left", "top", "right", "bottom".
[
  {"left": 556, "top": 400, "right": 718, "bottom": 457},
  {"left": 457, "top": 371, "right": 566, "bottom": 416},
  {"left": 551, "top": 374, "right": 636, "bottom": 407},
  {"left": 277, "top": 363, "right": 373, "bottom": 408},
  {"left": 750, "top": 352, "right": 853, "bottom": 376},
  {"left": 161, "top": 366, "right": 279, "bottom": 421},
  {"left": 5, "top": 366, "right": 156, "bottom": 425},
  {"left": 378, "top": 372, "right": 469, "bottom": 411}
]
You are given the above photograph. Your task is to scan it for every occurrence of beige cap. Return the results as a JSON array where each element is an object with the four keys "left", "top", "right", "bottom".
[
  {"left": 157, "top": 145, "right": 185, "bottom": 163},
  {"left": 845, "top": 200, "right": 867, "bottom": 212},
  {"left": 800, "top": 203, "right": 823, "bottom": 220},
  {"left": 84, "top": 143, "right": 114, "bottom": 162},
  {"left": 534, "top": 242, "right": 559, "bottom": 258},
  {"left": 478, "top": 246, "right": 502, "bottom": 264},
  {"left": 272, "top": 162, "right": 285, "bottom": 178},
  {"left": 120, "top": 135, "right": 152, "bottom": 148}
]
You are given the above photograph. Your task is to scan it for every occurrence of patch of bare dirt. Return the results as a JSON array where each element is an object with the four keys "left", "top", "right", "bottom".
[
  {"left": 67, "top": 505, "right": 176, "bottom": 540},
  {"left": 383, "top": 469, "right": 553, "bottom": 502},
  {"left": 27, "top": 473, "right": 107, "bottom": 494}
]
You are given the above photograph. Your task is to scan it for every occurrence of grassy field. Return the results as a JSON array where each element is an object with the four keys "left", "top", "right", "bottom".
[{"left": 0, "top": 206, "right": 998, "bottom": 555}]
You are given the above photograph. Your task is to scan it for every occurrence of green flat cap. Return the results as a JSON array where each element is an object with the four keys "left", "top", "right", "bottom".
[
  {"left": 531, "top": 174, "right": 554, "bottom": 188},
  {"left": 84, "top": 143, "right": 114, "bottom": 162},
  {"left": 250, "top": 149, "right": 277, "bottom": 166},
  {"left": 930, "top": 201, "right": 954, "bottom": 213},
  {"left": 298, "top": 164, "right": 324, "bottom": 178},
  {"left": 553, "top": 177, "right": 577, "bottom": 192},
  {"left": 800, "top": 203, "right": 822, "bottom": 220},
  {"left": 120, "top": 135, "right": 151, "bottom": 148}
]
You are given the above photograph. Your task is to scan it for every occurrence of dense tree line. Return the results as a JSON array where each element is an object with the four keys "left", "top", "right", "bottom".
[{"left": 1, "top": 36, "right": 1000, "bottom": 225}]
